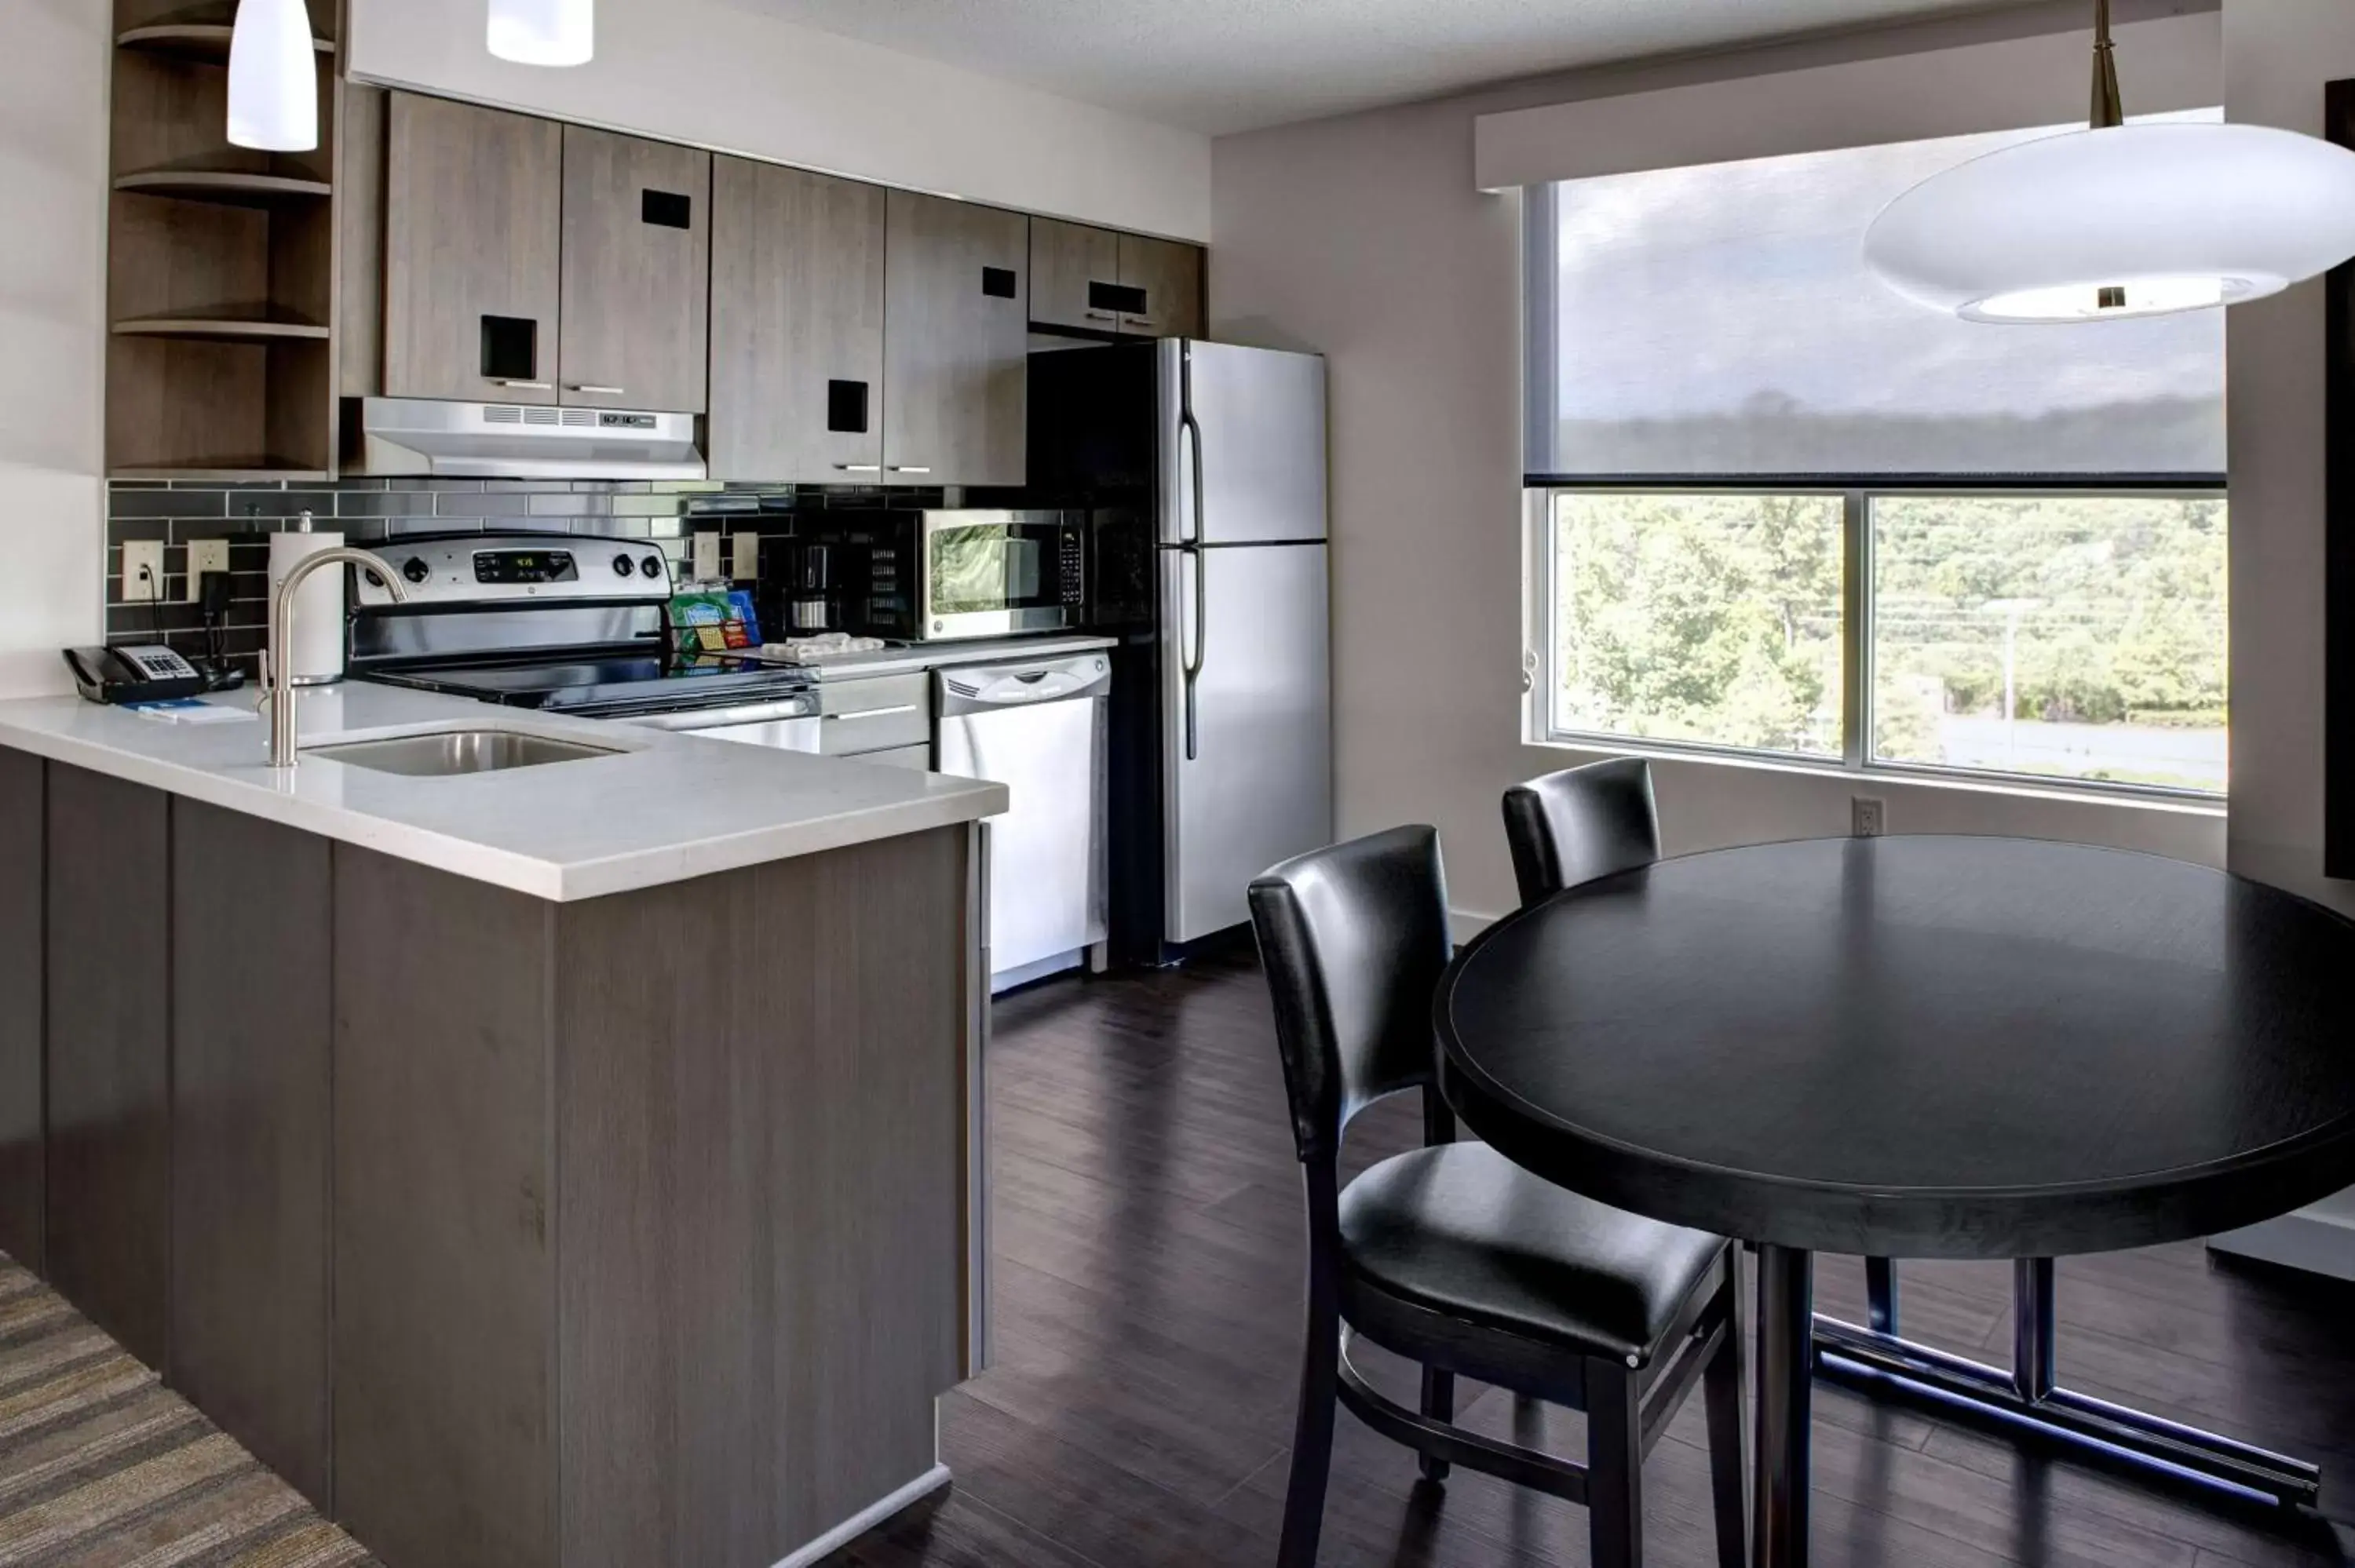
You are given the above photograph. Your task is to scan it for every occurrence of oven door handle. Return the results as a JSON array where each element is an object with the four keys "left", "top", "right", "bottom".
[{"left": 608, "top": 698, "right": 817, "bottom": 731}]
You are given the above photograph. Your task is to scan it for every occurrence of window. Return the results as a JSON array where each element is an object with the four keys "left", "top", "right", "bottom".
[{"left": 1524, "top": 124, "right": 2228, "bottom": 800}]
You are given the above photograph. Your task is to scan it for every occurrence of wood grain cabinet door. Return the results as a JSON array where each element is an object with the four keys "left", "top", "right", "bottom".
[
  {"left": 709, "top": 157, "right": 885, "bottom": 481},
  {"left": 1117, "top": 234, "right": 1205, "bottom": 340},
  {"left": 559, "top": 126, "right": 712, "bottom": 414},
  {"left": 1030, "top": 217, "right": 1120, "bottom": 334},
  {"left": 883, "top": 191, "right": 1029, "bottom": 487},
  {"left": 383, "top": 94, "right": 564, "bottom": 405}
]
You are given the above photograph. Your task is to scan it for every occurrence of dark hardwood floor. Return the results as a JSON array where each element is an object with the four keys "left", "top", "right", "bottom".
[{"left": 827, "top": 947, "right": 2355, "bottom": 1568}]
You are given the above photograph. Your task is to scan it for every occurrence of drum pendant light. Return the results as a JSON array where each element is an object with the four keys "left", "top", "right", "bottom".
[
  {"left": 1864, "top": 0, "right": 2355, "bottom": 323},
  {"left": 488, "top": 0, "right": 596, "bottom": 67},
  {"left": 225, "top": 0, "right": 319, "bottom": 151}
]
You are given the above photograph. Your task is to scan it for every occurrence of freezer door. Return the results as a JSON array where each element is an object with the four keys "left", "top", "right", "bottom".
[
  {"left": 1162, "top": 542, "right": 1334, "bottom": 944},
  {"left": 1159, "top": 341, "right": 1328, "bottom": 546}
]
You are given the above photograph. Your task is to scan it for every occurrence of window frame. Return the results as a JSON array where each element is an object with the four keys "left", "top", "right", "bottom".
[{"left": 1523, "top": 478, "right": 2231, "bottom": 805}]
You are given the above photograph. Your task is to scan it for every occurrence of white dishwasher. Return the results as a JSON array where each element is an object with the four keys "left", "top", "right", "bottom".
[{"left": 936, "top": 654, "right": 1112, "bottom": 991}]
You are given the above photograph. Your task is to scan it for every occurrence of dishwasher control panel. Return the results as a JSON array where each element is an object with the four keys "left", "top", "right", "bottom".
[{"left": 937, "top": 655, "right": 1112, "bottom": 712}]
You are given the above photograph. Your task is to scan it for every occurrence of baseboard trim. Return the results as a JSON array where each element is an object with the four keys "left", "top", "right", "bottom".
[
  {"left": 771, "top": 1464, "right": 952, "bottom": 1568},
  {"left": 2207, "top": 1210, "right": 2355, "bottom": 1283}
]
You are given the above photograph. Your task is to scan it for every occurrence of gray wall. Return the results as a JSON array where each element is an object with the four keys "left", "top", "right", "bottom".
[{"left": 1209, "top": 0, "right": 2229, "bottom": 924}]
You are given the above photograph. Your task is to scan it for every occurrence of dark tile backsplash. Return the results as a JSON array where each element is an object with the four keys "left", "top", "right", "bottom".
[{"left": 104, "top": 476, "right": 948, "bottom": 675}]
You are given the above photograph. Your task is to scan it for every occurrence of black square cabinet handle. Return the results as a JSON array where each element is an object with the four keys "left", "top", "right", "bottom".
[
  {"left": 827, "top": 380, "right": 871, "bottom": 435},
  {"left": 642, "top": 189, "right": 694, "bottom": 230},
  {"left": 982, "top": 266, "right": 1018, "bottom": 300}
]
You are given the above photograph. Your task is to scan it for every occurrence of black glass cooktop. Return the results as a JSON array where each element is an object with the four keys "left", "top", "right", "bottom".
[{"left": 365, "top": 649, "right": 814, "bottom": 716}]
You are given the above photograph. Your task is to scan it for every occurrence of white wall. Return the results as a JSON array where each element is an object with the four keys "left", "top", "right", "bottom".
[
  {"left": 2208, "top": 0, "right": 2355, "bottom": 1273},
  {"left": 0, "top": 0, "right": 108, "bottom": 698},
  {"left": 1210, "top": 1, "right": 2228, "bottom": 924},
  {"left": 349, "top": 0, "right": 1213, "bottom": 242}
]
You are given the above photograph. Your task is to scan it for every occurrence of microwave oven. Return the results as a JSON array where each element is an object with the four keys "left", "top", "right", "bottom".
[{"left": 790, "top": 510, "right": 1087, "bottom": 642}]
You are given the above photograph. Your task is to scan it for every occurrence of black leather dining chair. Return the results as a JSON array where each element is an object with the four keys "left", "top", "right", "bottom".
[
  {"left": 1249, "top": 826, "right": 1747, "bottom": 1568},
  {"left": 1502, "top": 757, "right": 1661, "bottom": 909}
]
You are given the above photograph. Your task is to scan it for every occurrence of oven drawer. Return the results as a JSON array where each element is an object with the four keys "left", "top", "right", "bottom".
[{"left": 818, "top": 673, "right": 930, "bottom": 754}]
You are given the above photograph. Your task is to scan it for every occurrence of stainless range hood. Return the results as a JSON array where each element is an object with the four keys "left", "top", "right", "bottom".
[{"left": 351, "top": 397, "right": 706, "bottom": 480}]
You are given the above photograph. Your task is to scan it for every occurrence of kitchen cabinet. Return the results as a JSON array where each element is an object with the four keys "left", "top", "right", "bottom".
[
  {"left": 710, "top": 159, "right": 886, "bottom": 481},
  {"left": 884, "top": 189, "right": 1030, "bottom": 487},
  {"left": 818, "top": 673, "right": 932, "bottom": 757},
  {"left": 0, "top": 750, "right": 42, "bottom": 1273},
  {"left": 44, "top": 765, "right": 171, "bottom": 1369},
  {"left": 1116, "top": 233, "right": 1205, "bottom": 339},
  {"left": 384, "top": 94, "right": 564, "bottom": 405},
  {"left": 1031, "top": 217, "right": 1123, "bottom": 334},
  {"left": 559, "top": 126, "right": 711, "bottom": 414},
  {"left": 1029, "top": 219, "right": 1205, "bottom": 340}
]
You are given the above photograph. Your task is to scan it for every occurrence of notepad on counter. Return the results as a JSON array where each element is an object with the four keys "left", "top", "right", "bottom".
[{"left": 123, "top": 698, "right": 258, "bottom": 725}]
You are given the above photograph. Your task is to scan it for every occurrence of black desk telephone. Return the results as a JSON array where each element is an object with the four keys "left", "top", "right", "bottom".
[{"left": 64, "top": 644, "right": 208, "bottom": 705}]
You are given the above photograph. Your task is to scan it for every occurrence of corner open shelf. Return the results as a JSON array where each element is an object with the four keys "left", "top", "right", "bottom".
[
  {"left": 115, "top": 22, "right": 336, "bottom": 64},
  {"left": 114, "top": 170, "right": 334, "bottom": 208},
  {"left": 106, "top": 0, "right": 342, "bottom": 480},
  {"left": 114, "top": 314, "right": 332, "bottom": 342}
]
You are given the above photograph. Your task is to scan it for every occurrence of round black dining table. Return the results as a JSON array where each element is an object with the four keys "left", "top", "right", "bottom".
[{"left": 1436, "top": 836, "right": 2355, "bottom": 1568}]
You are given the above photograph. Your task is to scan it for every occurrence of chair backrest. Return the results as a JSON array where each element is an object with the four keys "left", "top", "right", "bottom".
[
  {"left": 1502, "top": 758, "right": 1661, "bottom": 909},
  {"left": 1249, "top": 826, "right": 1454, "bottom": 1165}
]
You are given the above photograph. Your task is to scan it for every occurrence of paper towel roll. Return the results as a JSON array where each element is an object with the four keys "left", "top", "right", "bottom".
[{"left": 270, "top": 527, "right": 349, "bottom": 685}]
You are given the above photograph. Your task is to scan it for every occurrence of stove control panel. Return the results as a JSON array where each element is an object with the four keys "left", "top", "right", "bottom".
[{"left": 356, "top": 534, "right": 674, "bottom": 608}]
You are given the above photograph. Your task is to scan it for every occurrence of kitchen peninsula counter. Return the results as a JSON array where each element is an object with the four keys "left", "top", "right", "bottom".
[{"left": 0, "top": 687, "right": 999, "bottom": 1568}]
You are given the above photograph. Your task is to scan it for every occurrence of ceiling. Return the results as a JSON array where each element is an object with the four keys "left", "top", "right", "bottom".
[{"left": 717, "top": 0, "right": 2025, "bottom": 137}]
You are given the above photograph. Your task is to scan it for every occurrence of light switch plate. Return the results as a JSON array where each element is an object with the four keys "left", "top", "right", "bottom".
[
  {"left": 730, "top": 533, "right": 758, "bottom": 582},
  {"left": 122, "top": 541, "right": 165, "bottom": 603},
  {"left": 692, "top": 531, "right": 723, "bottom": 582},
  {"left": 186, "top": 539, "right": 229, "bottom": 602}
]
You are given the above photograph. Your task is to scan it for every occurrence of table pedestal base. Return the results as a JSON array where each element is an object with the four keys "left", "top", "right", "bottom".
[{"left": 1813, "top": 1259, "right": 2322, "bottom": 1511}]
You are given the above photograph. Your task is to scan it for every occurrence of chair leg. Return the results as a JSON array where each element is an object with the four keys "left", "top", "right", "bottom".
[
  {"left": 1418, "top": 1367, "right": 1455, "bottom": 1484},
  {"left": 1279, "top": 1303, "right": 1340, "bottom": 1568},
  {"left": 1586, "top": 1358, "right": 1645, "bottom": 1568},
  {"left": 1703, "top": 1267, "right": 1750, "bottom": 1568}
]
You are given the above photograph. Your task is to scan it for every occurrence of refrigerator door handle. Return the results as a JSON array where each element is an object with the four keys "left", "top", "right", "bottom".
[{"left": 1178, "top": 341, "right": 1208, "bottom": 760}]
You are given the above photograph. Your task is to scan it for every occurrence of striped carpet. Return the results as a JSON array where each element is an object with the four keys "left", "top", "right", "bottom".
[{"left": 0, "top": 1253, "right": 378, "bottom": 1568}]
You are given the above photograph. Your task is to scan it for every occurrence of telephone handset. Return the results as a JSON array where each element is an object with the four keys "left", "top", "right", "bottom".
[{"left": 64, "top": 644, "right": 207, "bottom": 705}]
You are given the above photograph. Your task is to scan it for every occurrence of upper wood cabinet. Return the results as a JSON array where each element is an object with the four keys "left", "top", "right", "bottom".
[
  {"left": 1115, "top": 234, "right": 1204, "bottom": 340},
  {"left": 1031, "top": 217, "right": 1122, "bottom": 334},
  {"left": 710, "top": 159, "right": 886, "bottom": 482},
  {"left": 1028, "top": 220, "right": 1204, "bottom": 340},
  {"left": 558, "top": 126, "right": 711, "bottom": 414},
  {"left": 384, "top": 95, "right": 564, "bottom": 406},
  {"left": 883, "top": 190, "right": 1029, "bottom": 487}
]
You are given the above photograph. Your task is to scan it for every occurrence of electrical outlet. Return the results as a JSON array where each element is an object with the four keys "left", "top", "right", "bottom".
[
  {"left": 730, "top": 532, "right": 759, "bottom": 582},
  {"left": 692, "top": 531, "right": 723, "bottom": 582},
  {"left": 1852, "top": 796, "right": 1887, "bottom": 839},
  {"left": 122, "top": 541, "right": 166, "bottom": 604},
  {"left": 185, "top": 539, "right": 229, "bottom": 602}
]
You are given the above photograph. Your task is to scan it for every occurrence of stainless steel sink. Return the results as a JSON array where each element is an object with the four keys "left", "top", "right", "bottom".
[{"left": 305, "top": 729, "right": 623, "bottom": 777}]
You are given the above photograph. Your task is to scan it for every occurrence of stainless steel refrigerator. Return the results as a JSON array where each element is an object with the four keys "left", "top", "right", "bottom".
[{"left": 1031, "top": 338, "right": 1334, "bottom": 962}]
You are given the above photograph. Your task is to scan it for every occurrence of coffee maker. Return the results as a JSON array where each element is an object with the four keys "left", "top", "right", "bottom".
[{"left": 771, "top": 542, "right": 845, "bottom": 637}]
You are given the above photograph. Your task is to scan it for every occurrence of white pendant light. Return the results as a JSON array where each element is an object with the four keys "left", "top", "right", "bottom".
[
  {"left": 226, "top": 0, "right": 319, "bottom": 152},
  {"left": 488, "top": 0, "right": 595, "bottom": 67},
  {"left": 1864, "top": 0, "right": 2355, "bottom": 324}
]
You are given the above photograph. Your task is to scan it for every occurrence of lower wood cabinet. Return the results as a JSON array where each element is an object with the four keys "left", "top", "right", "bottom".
[
  {"left": 171, "top": 801, "right": 334, "bottom": 1510},
  {"left": 0, "top": 749, "right": 43, "bottom": 1273},
  {"left": 14, "top": 757, "right": 975, "bottom": 1568},
  {"left": 43, "top": 765, "right": 170, "bottom": 1369}
]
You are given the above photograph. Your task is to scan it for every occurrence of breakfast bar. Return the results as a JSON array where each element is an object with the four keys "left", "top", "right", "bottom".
[{"left": 0, "top": 687, "right": 1006, "bottom": 1568}]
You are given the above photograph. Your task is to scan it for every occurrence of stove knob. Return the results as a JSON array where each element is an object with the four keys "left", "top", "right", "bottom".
[
  {"left": 643, "top": 556, "right": 666, "bottom": 582},
  {"left": 400, "top": 557, "right": 429, "bottom": 585},
  {"left": 613, "top": 552, "right": 636, "bottom": 578}
]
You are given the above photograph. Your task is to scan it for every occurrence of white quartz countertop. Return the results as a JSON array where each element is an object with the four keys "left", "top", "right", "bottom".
[{"left": 0, "top": 684, "right": 1007, "bottom": 903}]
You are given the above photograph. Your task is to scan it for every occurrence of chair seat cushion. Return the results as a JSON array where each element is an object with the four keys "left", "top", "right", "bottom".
[{"left": 1337, "top": 1143, "right": 1726, "bottom": 1366}]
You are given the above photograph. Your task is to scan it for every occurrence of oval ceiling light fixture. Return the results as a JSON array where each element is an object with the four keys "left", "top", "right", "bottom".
[
  {"left": 1864, "top": 0, "right": 2355, "bottom": 324},
  {"left": 488, "top": 0, "right": 595, "bottom": 67},
  {"left": 226, "top": 0, "right": 319, "bottom": 151}
]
